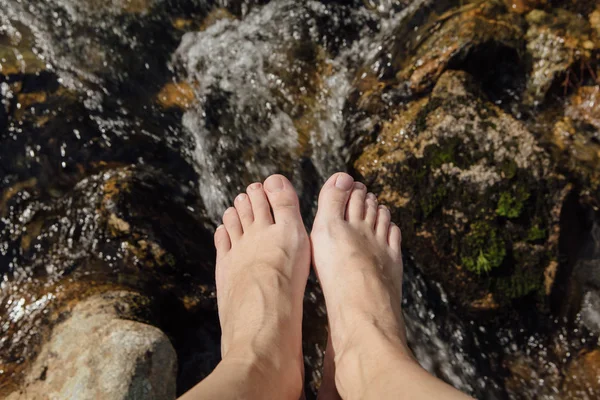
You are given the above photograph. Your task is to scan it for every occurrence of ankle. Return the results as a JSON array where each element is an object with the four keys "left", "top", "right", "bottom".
[
  {"left": 334, "top": 324, "right": 416, "bottom": 398},
  {"left": 223, "top": 345, "right": 303, "bottom": 399}
]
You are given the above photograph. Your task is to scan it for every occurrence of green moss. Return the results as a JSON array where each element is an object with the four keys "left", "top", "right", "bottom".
[
  {"left": 526, "top": 224, "right": 546, "bottom": 242},
  {"left": 500, "top": 160, "right": 518, "bottom": 180},
  {"left": 420, "top": 184, "right": 448, "bottom": 217},
  {"left": 494, "top": 268, "right": 543, "bottom": 299},
  {"left": 461, "top": 221, "right": 506, "bottom": 274},
  {"left": 422, "top": 137, "right": 463, "bottom": 173},
  {"left": 496, "top": 186, "right": 530, "bottom": 218},
  {"left": 413, "top": 96, "right": 443, "bottom": 133},
  {"left": 427, "top": 143, "right": 457, "bottom": 169},
  {"left": 165, "top": 253, "right": 176, "bottom": 267}
]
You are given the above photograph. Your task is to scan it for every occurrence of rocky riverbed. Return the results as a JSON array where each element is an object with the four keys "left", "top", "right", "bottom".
[{"left": 1, "top": 0, "right": 600, "bottom": 398}]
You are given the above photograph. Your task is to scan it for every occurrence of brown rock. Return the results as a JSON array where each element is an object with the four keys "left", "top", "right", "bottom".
[
  {"left": 567, "top": 86, "right": 600, "bottom": 131},
  {"left": 591, "top": 8, "right": 600, "bottom": 37},
  {"left": 504, "top": 0, "right": 546, "bottom": 14},
  {"left": 396, "top": 1, "right": 523, "bottom": 93},
  {"left": 156, "top": 82, "right": 196, "bottom": 110},
  {"left": 0, "top": 178, "right": 38, "bottom": 216},
  {"left": 550, "top": 86, "right": 600, "bottom": 188},
  {"left": 562, "top": 349, "right": 600, "bottom": 399}
]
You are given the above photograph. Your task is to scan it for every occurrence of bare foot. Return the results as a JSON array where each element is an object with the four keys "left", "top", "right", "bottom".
[
  {"left": 311, "top": 172, "right": 409, "bottom": 398},
  {"left": 214, "top": 174, "right": 310, "bottom": 399},
  {"left": 312, "top": 173, "right": 470, "bottom": 400}
]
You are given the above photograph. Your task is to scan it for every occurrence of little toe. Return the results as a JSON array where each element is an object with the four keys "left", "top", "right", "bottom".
[
  {"left": 214, "top": 225, "right": 231, "bottom": 260},
  {"left": 223, "top": 207, "right": 243, "bottom": 241},
  {"left": 263, "top": 174, "right": 303, "bottom": 225},
  {"left": 234, "top": 192, "right": 254, "bottom": 230},
  {"left": 346, "top": 182, "right": 367, "bottom": 222},
  {"left": 247, "top": 182, "right": 274, "bottom": 225},
  {"left": 365, "top": 193, "right": 378, "bottom": 228},
  {"left": 375, "top": 205, "right": 391, "bottom": 239},
  {"left": 388, "top": 223, "right": 402, "bottom": 253},
  {"left": 317, "top": 172, "right": 355, "bottom": 220}
]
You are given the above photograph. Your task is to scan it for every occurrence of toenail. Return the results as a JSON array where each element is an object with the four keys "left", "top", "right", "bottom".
[
  {"left": 354, "top": 182, "right": 366, "bottom": 190},
  {"left": 216, "top": 225, "right": 225, "bottom": 230},
  {"left": 264, "top": 176, "right": 284, "bottom": 192},
  {"left": 379, "top": 205, "right": 387, "bottom": 210},
  {"left": 248, "top": 183, "right": 261, "bottom": 191},
  {"left": 367, "top": 193, "right": 377, "bottom": 201},
  {"left": 236, "top": 193, "right": 247, "bottom": 202},
  {"left": 335, "top": 174, "right": 354, "bottom": 190}
]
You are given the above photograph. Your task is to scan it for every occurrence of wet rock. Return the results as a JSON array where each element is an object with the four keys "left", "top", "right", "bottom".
[
  {"left": 567, "top": 85, "right": 600, "bottom": 131},
  {"left": 375, "top": 0, "right": 524, "bottom": 94},
  {"left": 562, "top": 349, "right": 600, "bottom": 399},
  {"left": 524, "top": 8, "right": 597, "bottom": 106},
  {"left": 199, "top": 8, "right": 237, "bottom": 30},
  {"left": 354, "top": 70, "right": 566, "bottom": 310},
  {"left": 591, "top": 7, "right": 600, "bottom": 37},
  {"left": 157, "top": 82, "right": 197, "bottom": 110},
  {"left": 5, "top": 291, "right": 177, "bottom": 400},
  {"left": 504, "top": 0, "right": 546, "bottom": 14},
  {"left": 0, "top": 166, "right": 218, "bottom": 396},
  {"left": 549, "top": 86, "right": 600, "bottom": 188},
  {"left": 0, "top": 23, "right": 46, "bottom": 76}
]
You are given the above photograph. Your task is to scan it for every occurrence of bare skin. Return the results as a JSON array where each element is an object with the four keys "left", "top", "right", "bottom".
[
  {"left": 312, "top": 172, "right": 472, "bottom": 400},
  {"left": 180, "top": 174, "right": 310, "bottom": 400},
  {"left": 180, "top": 172, "right": 471, "bottom": 400}
]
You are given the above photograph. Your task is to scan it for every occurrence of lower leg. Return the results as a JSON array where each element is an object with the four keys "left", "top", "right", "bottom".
[{"left": 180, "top": 347, "right": 301, "bottom": 400}]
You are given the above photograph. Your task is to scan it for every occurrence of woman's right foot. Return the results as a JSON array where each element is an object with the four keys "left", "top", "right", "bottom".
[
  {"left": 312, "top": 173, "right": 471, "bottom": 400},
  {"left": 311, "top": 172, "right": 411, "bottom": 398}
]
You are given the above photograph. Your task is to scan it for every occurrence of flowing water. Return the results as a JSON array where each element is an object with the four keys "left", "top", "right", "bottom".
[{"left": 1, "top": 0, "right": 599, "bottom": 398}]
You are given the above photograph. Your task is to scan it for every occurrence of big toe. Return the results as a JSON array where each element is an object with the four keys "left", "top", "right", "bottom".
[
  {"left": 263, "top": 174, "right": 303, "bottom": 225},
  {"left": 316, "top": 172, "right": 355, "bottom": 220}
]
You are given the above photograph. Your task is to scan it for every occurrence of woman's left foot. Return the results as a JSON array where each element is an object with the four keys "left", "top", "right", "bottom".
[{"left": 214, "top": 174, "right": 311, "bottom": 398}]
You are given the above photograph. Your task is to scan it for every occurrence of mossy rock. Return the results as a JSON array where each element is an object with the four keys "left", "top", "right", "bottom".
[{"left": 354, "top": 70, "right": 566, "bottom": 312}]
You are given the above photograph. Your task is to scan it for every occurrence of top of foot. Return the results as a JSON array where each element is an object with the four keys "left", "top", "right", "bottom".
[
  {"left": 214, "top": 174, "right": 310, "bottom": 399},
  {"left": 311, "top": 172, "right": 410, "bottom": 397}
]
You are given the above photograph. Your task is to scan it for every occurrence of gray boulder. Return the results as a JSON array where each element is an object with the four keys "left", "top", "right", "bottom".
[{"left": 6, "top": 291, "right": 177, "bottom": 400}]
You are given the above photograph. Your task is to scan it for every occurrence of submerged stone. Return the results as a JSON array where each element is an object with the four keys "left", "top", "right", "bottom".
[{"left": 0, "top": 23, "right": 46, "bottom": 76}]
